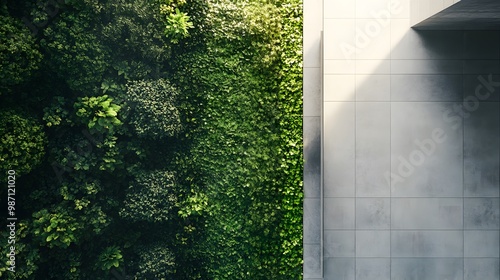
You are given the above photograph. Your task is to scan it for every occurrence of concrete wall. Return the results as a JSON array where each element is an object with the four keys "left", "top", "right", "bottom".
[
  {"left": 303, "top": 0, "right": 323, "bottom": 277},
  {"left": 304, "top": 0, "right": 500, "bottom": 279}
]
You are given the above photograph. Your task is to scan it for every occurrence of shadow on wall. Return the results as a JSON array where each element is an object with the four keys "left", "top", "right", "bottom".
[{"left": 321, "top": 22, "right": 500, "bottom": 279}]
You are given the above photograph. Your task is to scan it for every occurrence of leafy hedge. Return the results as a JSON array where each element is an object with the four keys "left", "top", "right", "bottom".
[
  {"left": 275, "top": 0, "right": 304, "bottom": 276},
  {"left": 0, "top": 0, "right": 302, "bottom": 278},
  {"left": 170, "top": 0, "right": 303, "bottom": 278}
]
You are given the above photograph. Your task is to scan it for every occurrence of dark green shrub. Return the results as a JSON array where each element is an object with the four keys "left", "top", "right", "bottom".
[
  {"left": 119, "top": 170, "right": 178, "bottom": 222},
  {"left": 41, "top": 11, "right": 110, "bottom": 94},
  {"left": 0, "top": 8, "right": 42, "bottom": 94},
  {"left": 0, "top": 110, "right": 47, "bottom": 176},
  {"left": 0, "top": 222, "right": 40, "bottom": 279},
  {"left": 134, "top": 242, "right": 176, "bottom": 279},
  {"left": 125, "top": 79, "right": 182, "bottom": 140}
]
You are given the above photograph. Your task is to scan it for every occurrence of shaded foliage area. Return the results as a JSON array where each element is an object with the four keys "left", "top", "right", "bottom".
[
  {"left": 0, "top": 5, "right": 41, "bottom": 94},
  {"left": 0, "top": 110, "right": 47, "bottom": 176},
  {"left": 0, "top": 0, "right": 302, "bottom": 279}
]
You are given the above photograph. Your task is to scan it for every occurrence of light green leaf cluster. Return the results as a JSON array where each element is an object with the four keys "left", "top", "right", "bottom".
[
  {"left": 159, "top": 0, "right": 193, "bottom": 43},
  {"left": 32, "top": 209, "right": 82, "bottom": 248},
  {"left": 97, "top": 246, "right": 123, "bottom": 271},
  {"left": 74, "top": 95, "right": 122, "bottom": 133}
]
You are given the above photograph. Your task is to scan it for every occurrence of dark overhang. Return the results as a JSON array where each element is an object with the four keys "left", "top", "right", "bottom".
[{"left": 413, "top": 0, "right": 500, "bottom": 30}]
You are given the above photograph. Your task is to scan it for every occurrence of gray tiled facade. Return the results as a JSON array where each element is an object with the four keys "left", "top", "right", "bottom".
[
  {"left": 304, "top": 0, "right": 500, "bottom": 279},
  {"left": 303, "top": 0, "right": 323, "bottom": 277}
]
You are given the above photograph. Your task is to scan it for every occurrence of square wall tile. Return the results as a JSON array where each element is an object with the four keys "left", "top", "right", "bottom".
[
  {"left": 324, "top": 198, "right": 355, "bottom": 230},
  {"left": 465, "top": 258, "right": 500, "bottom": 280},
  {"left": 304, "top": 198, "right": 321, "bottom": 244},
  {"left": 356, "top": 258, "right": 390, "bottom": 280},
  {"left": 355, "top": 18, "right": 391, "bottom": 59},
  {"left": 391, "top": 231, "right": 463, "bottom": 257},
  {"left": 391, "top": 0, "right": 409, "bottom": 19},
  {"left": 391, "top": 102, "right": 463, "bottom": 197},
  {"left": 391, "top": 75, "right": 463, "bottom": 102},
  {"left": 324, "top": 60, "right": 356, "bottom": 75},
  {"left": 464, "top": 198, "right": 500, "bottom": 229},
  {"left": 390, "top": 18, "right": 410, "bottom": 52},
  {"left": 324, "top": 75, "right": 355, "bottom": 101},
  {"left": 356, "top": 102, "right": 391, "bottom": 196},
  {"left": 356, "top": 230, "right": 390, "bottom": 257},
  {"left": 464, "top": 31, "right": 500, "bottom": 60},
  {"left": 356, "top": 0, "right": 391, "bottom": 19},
  {"left": 324, "top": 0, "right": 355, "bottom": 19},
  {"left": 464, "top": 102, "right": 500, "bottom": 197},
  {"left": 417, "top": 30, "right": 464, "bottom": 59},
  {"left": 356, "top": 198, "right": 391, "bottom": 229},
  {"left": 324, "top": 102, "right": 355, "bottom": 197},
  {"left": 464, "top": 231, "right": 500, "bottom": 258},
  {"left": 392, "top": 258, "right": 464, "bottom": 280},
  {"left": 324, "top": 258, "right": 355, "bottom": 280},
  {"left": 356, "top": 75, "right": 390, "bottom": 101},
  {"left": 356, "top": 59, "right": 391, "bottom": 74},
  {"left": 324, "top": 19, "right": 356, "bottom": 60},
  {"left": 391, "top": 60, "right": 463, "bottom": 74},
  {"left": 463, "top": 74, "right": 500, "bottom": 102},
  {"left": 324, "top": 230, "right": 355, "bottom": 257},
  {"left": 463, "top": 60, "right": 500, "bottom": 75},
  {"left": 392, "top": 198, "right": 463, "bottom": 229},
  {"left": 304, "top": 244, "right": 322, "bottom": 278}
]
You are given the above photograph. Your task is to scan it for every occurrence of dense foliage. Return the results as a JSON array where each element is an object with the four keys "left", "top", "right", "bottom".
[
  {"left": 124, "top": 79, "right": 182, "bottom": 140},
  {"left": 0, "top": 110, "right": 47, "bottom": 176},
  {"left": 0, "top": 0, "right": 302, "bottom": 279}
]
